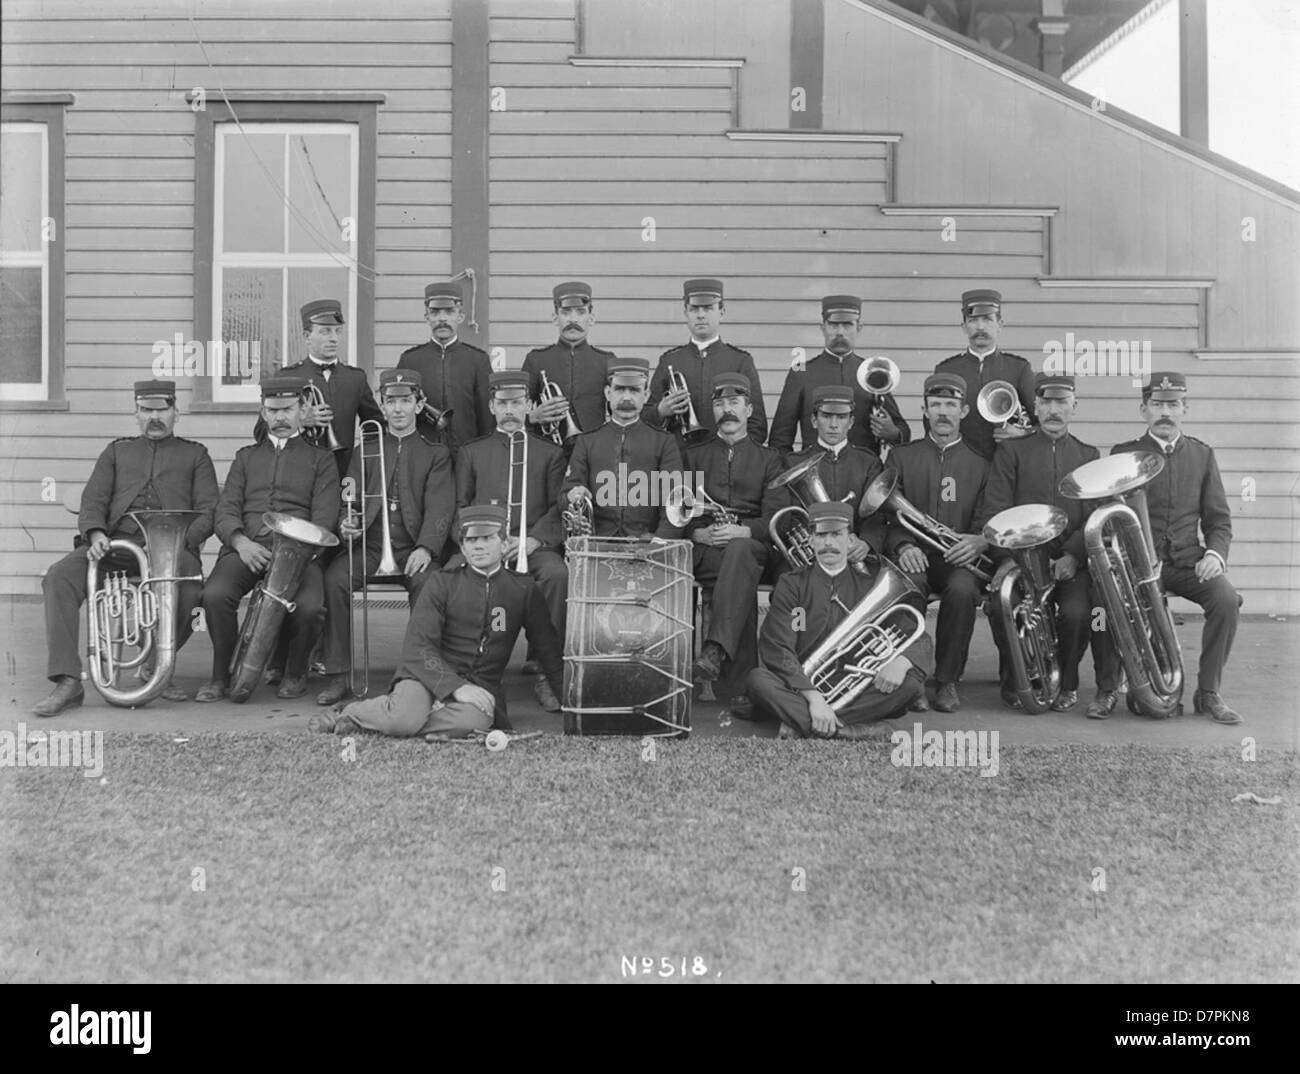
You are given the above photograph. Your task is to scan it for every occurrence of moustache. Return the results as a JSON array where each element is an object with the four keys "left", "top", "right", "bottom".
[{"left": 718, "top": 412, "right": 741, "bottom": 424}]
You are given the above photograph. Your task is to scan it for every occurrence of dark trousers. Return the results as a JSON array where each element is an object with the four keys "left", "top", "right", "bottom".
[
  {"left": 43, "top": 544, "right": 203, "bottom": 682},
  {"left": 905, "top": 557, "right": 982, "bottom": 686},
  {"left": 202, "top": 550, "right": 324, "bottom": 682},
  {"left": 695, "top": 537, "right": 768, "bottom": 687},
  {"left": 746, "top": 665, "right": 923, "bottom": 737},
  {"left": 320, "top": 540, "right": 431, "bottom": 676},
  {"left": 1161, "top": 565, "right": 1241, "bottom": 693}
]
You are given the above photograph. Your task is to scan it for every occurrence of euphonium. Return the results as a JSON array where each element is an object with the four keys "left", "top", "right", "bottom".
[
  {"left": 801, "top": 559, "right": 926, "bottom": 711},
  {"left": 1059, "top": 451, "right": 1184, "bottom": 718},
  {"left": 665, "top": 482, "right": 737, "bottom": 528},
  {"left": 303, "top": 383, "right": 344, "bottom": 452},
  {"left": 983, "top": 504, "right": 1067, "bottom": 713},
  {"left": 666, "top": 365, "right": 707, "bottom": 442},
  {"left": 855, "top": 355, "right": 900, "bottom": 421},
  {"left": 86, "top": 509, "right": 202, "bottom": 707},
  {"left": 858, "top": 467, "right": 994, "bottom": 584},
  {"left": 767, "top": 451, "right": 864, "bottom": 573},
  {"left": 228, "top": 512, "right": 339, "bottom": 703},
  {"left": 538, "top": 370, "right": 582, "bottom": 446},
  {"left": 976, "top": 380, "right": 1032, "bottom": 431}
]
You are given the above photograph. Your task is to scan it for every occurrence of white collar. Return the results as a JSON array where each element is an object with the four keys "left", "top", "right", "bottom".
[
  {"left": 819, "top": 562, "right": 849, "bottom": 579},
  {"left": 610, "top": 414, "right": 640, "bottom": 428},
  {"left": 269, "top": 433, "right": 300, "bottom": 450},
  {"left": 432, "top": 334, "right": 459, "bottom": 349},
  {"left": 469, "top": 564, "right": 501, "bottom": 580},
  {"left": 691, "top": 336, "right": 719, "bottom": 351},
  {"left": 1148, "top": 430, "right": 1181, "bottom": 452},
  {"left": 309, "top": 357, "right": 336, "bottom": 368},
  {"left": 928, "top": 433, "right": 963, "bottom": 451},
  {"left": 967, "top": 346, "right": 995, "bottom": 361},
  {"left": 817, "top": 439, "right": 847, "bottom": 457}
]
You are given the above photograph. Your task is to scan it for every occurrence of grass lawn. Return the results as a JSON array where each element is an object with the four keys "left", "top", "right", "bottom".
[{"left": 2, "top": 732, "right": 1296, "bottom": 983}]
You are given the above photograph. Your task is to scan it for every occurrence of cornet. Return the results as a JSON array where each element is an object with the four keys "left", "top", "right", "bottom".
[
  {"left": 976, "top": 380, "right": 1032, "bottom": 431},
  {"left": 302, "top": 383, "right": 344, "bottom": 452},
  {"left": 666, "top": 365, "right": 708, "bottom": 442},
  {"left": 538, "top": 370, "right": 582, "bottom": 446},
  {"left": 665, "top": 482, "right": 737, "bottom": 528},
  {"left": 855, "top": 356, "right": 900, "bottom": 422},
  {"left": 421, "top": 401, "right": 454, "bottom": 431}
]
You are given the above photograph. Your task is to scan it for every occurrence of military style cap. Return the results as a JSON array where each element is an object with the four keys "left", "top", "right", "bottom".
[
  {"left": 460, "top": 504, "right": 508, "bottom": 539},
  {"left": 811, "top": 385, "right": 854, "bottom": 413},
  {"left": 424, "top": 282, "right": 463, "bottom": 308},
  {"left": 261, "top": 376, "right": 307, "bottom": 400},
  {"left": 808, "top": 501, "right": 854, "bottom": 532},
  {"left": 607, "top": 356, "right": 650, "bottom": 385},
  {"left": 134, "top": 380, "right": 176, "bottom": 409},
  {"left": 683, "top": 278, "right": 724, "bottom": 302},
  {"left": 301, "top": 299, "right": 344, "bottom": 329},
  {"left": 489, "top": 370, "right": 530, "bottom": 397},
  {"left": 711, "top": 372, "right": 751, "bottom": 398},
  {"left": 1143, "top": 371, "right": 1188, "bottom": 401},
  {"left": 961, "top": 288, "right": 1003, "bottom": 316},
  {"left": 924, "top": 372, "right": 967, "bottom": 399},
  {"left": 378, "top": 369, "right": 421, "bottom": 397},
  {"left": 552, "top": 281, "right": 592, "bottom": 308},
  {"left": 821, "top": 295, "right": 862, "bottom": 322},
  {"left": 1035, "top": 372, "right": 1076, "bottom": 399}
]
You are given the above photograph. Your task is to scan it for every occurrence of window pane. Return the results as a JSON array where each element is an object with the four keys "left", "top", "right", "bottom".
[
  {"left": 221, "top": 132, "right": 285, "bottom": 254},
  {"left": 0, "top": 128, "right": 43, "bottom": 253},
  {"left": 0, "top": 266, "right": 43, "bottom": 383},
  {"left": 221, "top": 267, "right": 282, "bottom": 386},
  {"left": 287, "top": 267, "right": 350, "bottom": 366},
  {"left": 287, "top": 132, "right": 352, "bottom": 255}
]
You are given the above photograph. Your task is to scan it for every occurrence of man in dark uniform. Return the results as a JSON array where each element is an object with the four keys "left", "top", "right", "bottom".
[
  {"left": 396, "top": 281, "right": 493, "bottom": 454},
  {"left": 563, "top": 356, "right": 684, "bottom": 539},
  {"left": 768, "top": 294, "right": 909, "bottom": 459},
  {"left": 976, "top": 373, "right": 1117, "bottom": 714},
  {"left": 748, "top": 501, "right": 933, "bottom": 738},
  {"left": 455, "top": 370, "right": 568, "bottom": 712},
  {"left": 34, "top": 380, "right": 218, "bottom": 715},
  {"left": 316, "top": 369, "right": 455, "bottom": 707},
  {"left": 884, "top": 373, "right": 991, "bottom": 713},
  {"left": 1108, "top": 371, "right": 1242, "bottom": 724},
  {"left": 646, "top": 278, "right": 768, "bottom": 449},
  {"left": 521, "top": 281, "right": 617, "bottom": 450},
  {"left": 930, "top": 288, "right": 1036, "bottom": 460},
  {"left": 198, "top": 377, "right": 341, "bottom": 702},
  {"left": 687, "top": 373, "right": 786, "bottom": 710},
  {"left": 309, "top": 505, "right": 564, "bottom": 740}
]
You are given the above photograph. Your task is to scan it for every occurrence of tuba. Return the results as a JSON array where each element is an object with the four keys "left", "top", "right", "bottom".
[
  {"left": 983, "top": 504, "right": 1067, "bottom": 713},
  {"left": 538, "top": 370, "right": 582, "bottom": 446},
  {"left": 977, "top": 380, "right": 1032, "bottom": 431},
  {"left": 858, "top": 467, "right": 994, "bottom": 584},
  {"left": 666, "top": 365, "right": 708, "bottom": 443},
  {"left": 228, "top": 512, "right": 339, "bottom": 703},
  {"left": 1059, "top": 452, "right": 1184, "bottom": 718},
  {"left": 302, "top": 383, "right": 344, "bottom": 452},
  {"left": 801, "top": 559, "right": 927, "bottom": 711},
  {"left": 86, "top": 509, "right": 202, "bottom": 707}
]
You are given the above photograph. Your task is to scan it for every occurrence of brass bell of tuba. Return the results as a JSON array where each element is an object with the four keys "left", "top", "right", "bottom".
[{"left": 1059, "top": 451, "right": 1184, "bottom": 718}]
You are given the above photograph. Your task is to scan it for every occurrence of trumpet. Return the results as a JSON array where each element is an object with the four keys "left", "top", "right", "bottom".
[
  {"left": 1060, "top": 451, "right": 1184, "bottom": 718},
  {"left": 666, "top": 365, "right": 708, "bottom": 442},
  {"left": 767, "top": 451, "right": 866, "bottom": 573},
  {"left": 507, "top": 428, "right": 530, "bottom": 572},
  {"left": 855, "top": 355, "right": 900, "bottom": 421},
  {"left": 858, "top": 467, "right": 993, "bottom": 583},
  {"left": 302, "top": 383, "right": 344, "bottom": 452},
  {"left": 538, "top": 370, "right": 582, "bottom": 446},
  {"left": 976, "top": 380, "right": 1032, "bottom": 431},
  {"left": 664, "top": 481, "right": 737, "bottom": 528}
]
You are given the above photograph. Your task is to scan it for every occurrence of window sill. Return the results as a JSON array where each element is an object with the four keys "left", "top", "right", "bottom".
[{"left": 0, "top": 400, "right": 71, "bottom": 411}]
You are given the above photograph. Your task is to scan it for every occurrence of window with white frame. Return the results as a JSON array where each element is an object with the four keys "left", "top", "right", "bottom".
[
  {"left": 211, "top": 123, "right": 359, "bottom": 402},
  {"left": 0, "top": 121, "right": 49, "bottom": 401}
]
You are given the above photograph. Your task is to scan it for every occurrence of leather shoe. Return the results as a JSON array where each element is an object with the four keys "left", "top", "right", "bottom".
[
  {"left": 264, "top": 666, "right": 283, "bottom": 687},
  {"left": 725, "top": 695, "right": 757, "bottom": 721},
  {"left": 158, "top": 681, "right": 188, "bottom": 703},
  {"left": 776, "top": 722, "right": 796, "bottom": 740},
  {"left": 315, "top": 675, "right": 351, "bottom": 707},
  {"left": 534, "top": 675, "right": 561, "bottom": 712},
  {"left": 32, "top": 677, "right": 84, "bottom": 718},
  {"left": 1086, "top": 689, "right": 1119, "bottom": 720},
  {"left": 1000, "top": 690, "right": 1024, "bottom": 710},
  {"left": 692, "top": 643, "right": 724, "bottom": 683},
  {"left": 194, "top": 680, "right": 228, "bottom": 703},
  {"left": 308, "top": 709, "right": 358, "bottom": 735},
  {"left": 1194, "top": 689, "right": 1242, "bottom": 725},
  {"left": 933, "top": 682, "right": 960, "bottom": 713},
  {"left": 276, "top": 675, "right": 308, "bottom": 700},
  {"left": 1050, "top": 689, "right": 1079, "bottom": 712}
]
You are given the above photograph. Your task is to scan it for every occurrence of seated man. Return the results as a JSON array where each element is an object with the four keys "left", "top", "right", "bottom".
[
  {"left": 310, "top": 505, "right": 564, "bottom": 740},
  {"left": 747, "top": 502, "right": 933, "bottom": 739}
]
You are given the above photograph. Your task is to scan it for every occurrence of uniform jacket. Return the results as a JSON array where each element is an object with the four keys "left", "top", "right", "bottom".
[
  {"left": 394, "top": 563, "right": 563, "bottom": 725},
  {"left": 563, "top": 419, "right": 684, "bottom": 539},
  {"left": 521, "top": 340, "right": 617, "bottom": 439},
  {"left": 768, "top": 350, "right": 910, "bottom": 457},
  {"left": 883, "top": 436, "right": 989, "bottom": 559},
  {"left": 976, "top": 429, "right": 1099, "bottom": 562},
  {"left": 344, "top": 428, "right": 454, "bottom": 558},
  {"left": 456, "top": 429, "right": 566, "bottom": 551},
  {"left": 252, "top": 358, "right": 383, "bottom": 455},
  {"left": 396, "top": 337, "right": 493, "bottom": 453},
  {"left": 683, "top": 435, "right": 786, "bottom": 541},
  {"left": 214, "top": 436, "right": 341, "bottom": 550},
  {"left": 644, "top": 340, "right": 768, "bottom": 446},
  {"left": 1111, "top": 431, "right": 1232, "bottom": 568},
  {"left": 759, "top": 561, "right": 934, "bottom": 693},
  {"left": 785, "top": 441, "right": 886, "bottom": 551},
  {"left": 78, "top": 434, "right": 218, "bottom": 553},
  {"left": 929, "top": 349, "right": 1037, "bottom": 460}
]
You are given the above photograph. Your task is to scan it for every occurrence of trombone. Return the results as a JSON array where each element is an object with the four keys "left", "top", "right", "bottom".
[
  {"left": 302, "top": 383, "right": 344, "bottom": 452},
  {"left": 507, "top": 428, "right": 530, "bottom": 572},
  {"left": 666, "top": 365, "right": 708, "bottom": 442},
  {"left": 976, "top": 380, "right": 1032, "bottom": 431},
  {"left": 538, "top": 370, "right": 582, "bottom": 446},
  {"left": 345, "top": 420, "right": 401, "bottom": 696}
]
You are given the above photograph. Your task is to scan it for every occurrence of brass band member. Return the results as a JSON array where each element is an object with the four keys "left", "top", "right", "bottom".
[
  {"left": 34, "top": 380, "right": 217, "bottom": 715},
  {"left": 748, "top": 502, "right": 933, "bottom": 738},
  {"left": 310, "top": 504, "right": 564, "bottom": 740},
  {"left": 646, "top": 278, "right": 768, "bottom": 448},
  {"left": 769, "top": 294, "right": 909, "bottom": 458},
  {"left": 396, "top": 281, "right": 493, "bottom": 453},
  {"left": 688, "top": 373, "right": 786, "bottom": 712},
  {"left": 886, "top": 373, "right": 991, "bottom": 713},
  {"left": 522, "top": 281, "right": 617, "bottom": 449},
  {"left": 562, "top": 356, "right": 684, "bottom": 539},
  {"left": 930, "top": 288, "right": 1036, "bottom": 459},
  {"left": 317, "top": 369, "right": 455, "bottom": 707},
  {"left": 456, "top": 370, "right": 568, "bottom": 712},
  {"left": 1109, "top": 371, "right": 1241, "bottom": 724},
  {"left": 198, "top": 377, "right": 341, "bottom": 702},
  {"left": 976, "top": 373, "right": 1117, "bottom": 714}
]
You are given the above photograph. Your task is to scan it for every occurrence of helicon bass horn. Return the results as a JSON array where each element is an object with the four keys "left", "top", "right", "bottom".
[
  {"left": 86, "top": 509, "right": 202, "bottom": 707},
  {"left": 976, "top": 380, "right": 1031, "bottom": 431},
  {"left": 801, "top": 559, "right": 926, "bottom": 711},
  {"left": 1059, "top": 451, "right": 1184, "bottom": 718},
  {"left": 228, "top": 512, "right": 339, "bottom": 703},
  {"left": 983, "top": 504, "right": 1067, "bottom": 713}
]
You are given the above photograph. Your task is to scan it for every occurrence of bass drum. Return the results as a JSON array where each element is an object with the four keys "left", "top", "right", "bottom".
[{"left": 562, "top": 536, "right": 692, "bottom": 737}]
